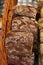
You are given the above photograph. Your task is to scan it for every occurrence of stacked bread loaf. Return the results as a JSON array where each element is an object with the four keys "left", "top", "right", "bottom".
[
  {"left": 38, "top": 7, "right": 43, "bottom": 65},
  {"left": 38, "top": 18, "right": 43, "bottom": 65},
  {"left": 5, "top": 5, "right": 38, "bottom": 65}
]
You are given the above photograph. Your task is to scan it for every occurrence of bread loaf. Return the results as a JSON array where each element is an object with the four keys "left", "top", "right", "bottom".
[
  {"left": 12, "top": 5, "right": 37, "bottom": 18},
  {"left": 5, "top": 5, "right": 38, "bottom": 65},
  {"left": 12, "top": 16, "right": 38, "bottom": 35},
  {"left": 7, "top": 54, "right": 34, "bottom": 65},
  {"left": 5, "top": 31, "right": 34, "bottom": 56}
]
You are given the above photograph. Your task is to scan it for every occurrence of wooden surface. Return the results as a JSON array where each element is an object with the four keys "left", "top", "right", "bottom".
[
  {"left": 1, "top": 0, "right": 18, "bottom": 65},
  {"left": 2, "top": 0, "right": 18, "bottom": 43},
  {"left": 0, "top": 37, "right": 7, "bottom": 65},
  {"left": 7, "top": 0, "right": 18, "bottom": 32}
]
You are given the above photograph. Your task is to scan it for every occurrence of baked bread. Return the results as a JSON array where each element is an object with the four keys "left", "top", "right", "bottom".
[
  {"left": 12, "top": 5, "right": 37, "bottom": 18},
  {"left": 5, "top": 5, "right": 38, "bottom": 65}
]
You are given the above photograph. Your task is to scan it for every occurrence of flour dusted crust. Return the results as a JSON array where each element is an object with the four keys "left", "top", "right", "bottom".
[
  {"left": 7, "top": 54, "right": 34, "bottom": 65},
  {"left": 12, "top": 16, "right": 38, "bottom": 35},
  {"left": 12, "top": 5, "right": 37, "bottom": 18},
  {"left": 5, "top": 31, "right": 34, "bottom": 65},
  {"left": 5, "top": 31, "right": 34, "bottom": 56},
  {"left": 5, "top": 5, "right": 38, "bottom": 65}
]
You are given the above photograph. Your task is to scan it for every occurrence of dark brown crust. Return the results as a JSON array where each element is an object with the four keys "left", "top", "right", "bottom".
[
  {"left": 7, "top": 54, "right": 34, "bottom": 65},
  {"left": 5, "top": 31, "right": 34, "bottom": 56}
]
